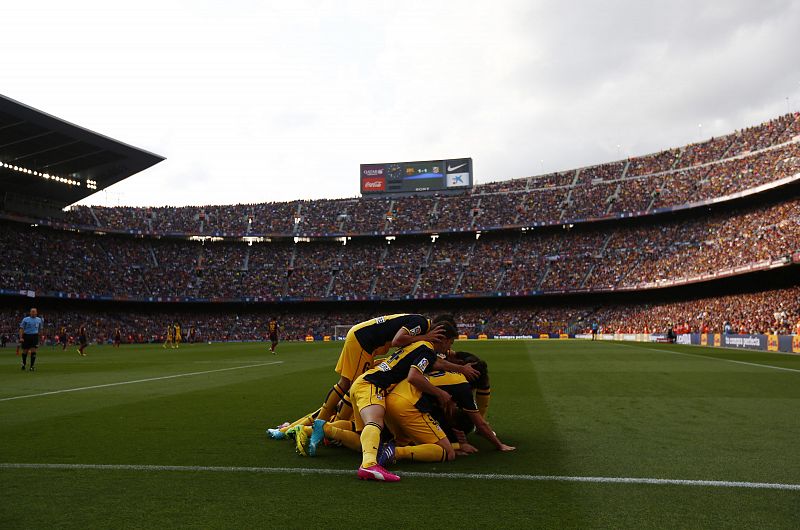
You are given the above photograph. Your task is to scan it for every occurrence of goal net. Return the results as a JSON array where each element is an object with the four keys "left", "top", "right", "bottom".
[{"left": 333, "top": 325, "right": 354, "bottom": 341}]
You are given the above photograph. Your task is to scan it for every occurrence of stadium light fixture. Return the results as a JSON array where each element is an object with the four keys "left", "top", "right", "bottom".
[{"left": 0, "top": 160, "right": 85, "bottom": 187}]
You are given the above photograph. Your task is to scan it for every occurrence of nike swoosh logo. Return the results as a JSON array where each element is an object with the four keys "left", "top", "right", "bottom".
[{"left": 447, "top": 163, "right": 467, "bottom": 172}]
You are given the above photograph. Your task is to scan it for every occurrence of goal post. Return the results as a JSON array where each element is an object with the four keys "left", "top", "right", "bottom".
[{"left": 333, "top": 325, "right": 354, "bottom": 341}]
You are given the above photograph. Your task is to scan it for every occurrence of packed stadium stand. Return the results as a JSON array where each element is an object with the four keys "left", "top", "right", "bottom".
[
  {"left": 1, "top": 100, "right": 799, "bottom": 343},
  {"left": 58, "top": 111, "right": 800, "bottom": 235}
]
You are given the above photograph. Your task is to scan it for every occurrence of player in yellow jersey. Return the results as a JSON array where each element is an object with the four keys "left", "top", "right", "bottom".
[
  {"left": 378, "top": 366, "right": 514, "bottom": 467},
  {"left": 342, "top": 322, "right": 477, "bottom": 481},
  {"left": 163, "top": 324, "right": 174, "bottom": 349},
  {"left": 173, "top": 322, "right": 182, "bottom": 349},
  {"left": 301, "top": 357, "right": 510, "bottom": 465},
  {"left": 267, "top": 313, "right": 451, "bottom": 440}
]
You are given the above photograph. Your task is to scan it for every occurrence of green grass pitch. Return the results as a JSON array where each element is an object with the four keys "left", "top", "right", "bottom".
[{"left": 1, "top": 339, "right": 799, "bottom": 528}]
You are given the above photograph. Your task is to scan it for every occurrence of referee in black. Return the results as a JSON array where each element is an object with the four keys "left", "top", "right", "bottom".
[{"left": 19, "top": 308, "right": 44, "bottom": 371}]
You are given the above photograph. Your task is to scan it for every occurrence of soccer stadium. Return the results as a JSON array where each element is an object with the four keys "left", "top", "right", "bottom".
[{"left": 2, "top": 3, "right": 800, "bottom": 528}]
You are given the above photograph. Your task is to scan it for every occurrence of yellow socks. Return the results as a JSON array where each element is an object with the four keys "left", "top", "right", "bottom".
[
  {"left": 325, "top": 423, "right": 362, "bottom": 451},
  {"left": 329, "top": 419, "right": 353, "bottom": 431},
  {"left": 360, "top": 422, "right": 382, "bottom": 468},
  {"left": 319, "top": 383, "right": 346, "bottom": 423},
  {"left": 395, "top": 444, "right": 446, "bottom": 463},
  {"left": 280, "top": 408, "right": 320, "bottom": 433},
  {"left": 335, "top": 394, "right": 353, "bottom": 421}
]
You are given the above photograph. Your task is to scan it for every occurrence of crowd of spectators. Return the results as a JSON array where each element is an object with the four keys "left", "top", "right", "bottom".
[
  {"left": 5, "top": 191, "right": 800, "bottom": 300},
  {"left": 62, "top": 113, "right": 800, "bottom": 236},
  {"left": 4, "top": 283, "right": 796, "bottom": 344},
  {"left": 588, "top": 286, "right": 800, "bottom": 336}
]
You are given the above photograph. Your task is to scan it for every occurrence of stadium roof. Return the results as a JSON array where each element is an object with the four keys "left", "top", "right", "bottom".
[{"left": 0, "top": 93, "right": 164, "bottom": 213}]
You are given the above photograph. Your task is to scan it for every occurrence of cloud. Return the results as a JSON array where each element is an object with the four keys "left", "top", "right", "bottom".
[{"left": 1, "top": 0, "right": 797, "bottom": 206}]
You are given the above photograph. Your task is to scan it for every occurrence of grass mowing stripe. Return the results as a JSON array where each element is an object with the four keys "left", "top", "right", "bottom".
[
  {"left": 2, "top": 463, "right": 799, "bottom": 491},
  {"left": 618, "top": 343, "right": 800, "bottom": 373},
  {"left": 0, "top": 361, "right": 283, "bottom": 402}
]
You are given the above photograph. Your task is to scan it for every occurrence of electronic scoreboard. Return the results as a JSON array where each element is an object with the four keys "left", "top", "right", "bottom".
[{"left": 360, "top": 157, "right": 472, "bottom": 195}]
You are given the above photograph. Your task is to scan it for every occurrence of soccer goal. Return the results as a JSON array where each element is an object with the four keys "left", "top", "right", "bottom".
[{"left": 333, "top": 325, "right": 354, "bottom": 341}]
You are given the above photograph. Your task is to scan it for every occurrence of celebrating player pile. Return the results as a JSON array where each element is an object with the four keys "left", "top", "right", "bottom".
[{"left": 265, "top": 313, "right": 515, "bottom": 482}]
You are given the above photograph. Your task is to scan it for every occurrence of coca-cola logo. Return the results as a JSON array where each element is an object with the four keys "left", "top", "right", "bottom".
[{"left": 362, "top": 177, "right": 385, "bottom": 191}]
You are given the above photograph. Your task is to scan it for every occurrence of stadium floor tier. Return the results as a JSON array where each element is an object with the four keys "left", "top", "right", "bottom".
[
  {"left": 2, "top": 280, "right": 798, "bottom": 343},
  {"left": 2, "top": 188, "right": 800, "bottom": 303}
]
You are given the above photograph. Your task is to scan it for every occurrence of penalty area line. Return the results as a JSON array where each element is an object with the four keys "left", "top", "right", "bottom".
[
  {"left": 0, "top": 361, "right": 283, "bottom": 403},
  {"left": 1, "top": 463, "right": 798, "bottom": 491}
]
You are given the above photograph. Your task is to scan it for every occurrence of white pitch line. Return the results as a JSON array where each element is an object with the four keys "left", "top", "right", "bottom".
[
  {"left": 617, "top": 343, "right": 800, "bottom": 374},
  {"left": 1, "top": 463, "right": 798, "bottom": 491},
  {"left": 0, "top": 361, "right": 283, "bottom": 403}
]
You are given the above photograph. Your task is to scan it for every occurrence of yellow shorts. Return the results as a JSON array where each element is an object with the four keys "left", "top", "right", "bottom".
[
  {"left": 350, "top": 377, "right": 386, "bottom": 432},
  {"left": 335, "top": 331, "right": 374, "bottom": 381},
  {"left": 385, "top": 393, "right": 446, "bottom": 446}
]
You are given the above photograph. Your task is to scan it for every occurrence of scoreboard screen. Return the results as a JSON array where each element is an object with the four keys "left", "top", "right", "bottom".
[{"left": 360, "top": 157, "right": 473, "bottom": 195}]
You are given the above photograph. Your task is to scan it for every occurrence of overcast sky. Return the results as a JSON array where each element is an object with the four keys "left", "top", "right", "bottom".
[{"left": 2, "top": 0, "right": 799, "bottom": 207}]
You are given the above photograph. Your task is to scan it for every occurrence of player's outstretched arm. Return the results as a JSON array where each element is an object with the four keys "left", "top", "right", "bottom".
[{"left": 468, "top": 410, "right": 515, "bottom": 452}]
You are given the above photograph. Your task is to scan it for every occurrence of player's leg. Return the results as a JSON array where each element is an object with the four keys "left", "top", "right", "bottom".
[
  {"left": 309, "top": 376, "right": 351, "bottom": 455},
  {"left": 317, "top": 335, "right": 369, "bottom": 425},
  {"left": 29, "top": 346, "right": 37, "bottom": 371},
  {"left": 334, "top": 393, "right": 354, "bottom": 421},
  {"left": 350, "top": 380, "right": 396, "bottom": 480},
  {"left": 296, "top": 419, "right": 360, "bottom": 454},
  {"left": 395, "top": 438, "right": 453, "bottom": 463},
  {"left": 318, "top": 377, "right": 349, "bottom": 424},
  {"left": 322, "top": 421, "right": 361, "bottom": 451},
  {"left": 359, "top": 405, "right": 384, "bottom": 464},
  {"left": 310, "top": 338, "right": 371, "bottom": 455},
  {"left": 266, "top": 408, "right": 321, "bottom": 439}
]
